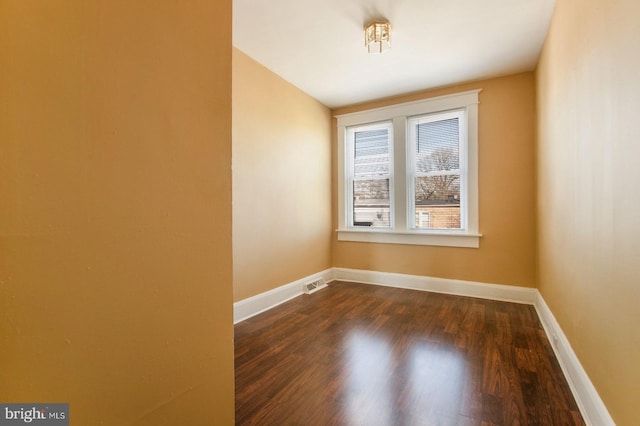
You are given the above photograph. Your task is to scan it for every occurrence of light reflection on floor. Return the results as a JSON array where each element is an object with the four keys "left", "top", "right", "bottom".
[
  {"left": 344, "top": 331, "right": 394, "bottom": 426},
  {"left": 405, "top": 341, "right": 465, "bottom": 422},
  {"left": 343, "top": 329, "right": 465, "bottom": 425}
]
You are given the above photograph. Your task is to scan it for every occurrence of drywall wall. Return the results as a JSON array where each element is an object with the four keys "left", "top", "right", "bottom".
[
  {"left": 536, "top": 0, "right": 640, "bottom": 423},
  {"left": 232, "top": 48, "right": 332, "bottom": 301},
  {"left": 0, "top": 1, "right": 234, "bottom": 424},
  {"left": 332, "top": 73, "right": 537, "bottom": 288}
]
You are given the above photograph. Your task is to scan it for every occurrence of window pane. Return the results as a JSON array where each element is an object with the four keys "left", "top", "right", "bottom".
[
  {"left": 414, "top": 175, "right": 460, "bottom": 229},
  {"left": 354, "top": 128, "right": 389, "bottom": 178},
  {"left": 354, "top": 178, "right": 390, "bottom": 228},
  {"left": 415, "top": 118, "right": 459, "bottom": 174},
  {"left": 351, "top": 125, "right": 391, "bottom": 228}
]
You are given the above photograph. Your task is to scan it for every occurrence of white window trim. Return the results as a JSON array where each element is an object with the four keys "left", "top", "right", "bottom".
[{"left": 336, "top": 89, "right": 482, "bottom": 248}]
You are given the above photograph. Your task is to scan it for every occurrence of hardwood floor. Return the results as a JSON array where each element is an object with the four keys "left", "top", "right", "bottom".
[{"left": 235, "top": 281, "right": 584, "bottom": 425}]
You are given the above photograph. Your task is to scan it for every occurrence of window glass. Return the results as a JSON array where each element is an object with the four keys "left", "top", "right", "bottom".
[
  {"left": 410, "top": 112, "right": 463, "bottom": 230},
  {"left": 349, "top": 123, "right": 392, "bottom": 228}
]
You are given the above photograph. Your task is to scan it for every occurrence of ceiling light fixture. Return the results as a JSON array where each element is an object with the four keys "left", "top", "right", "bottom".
[{"left": 364, "top": 21, "right": 391, "bottom": 54}]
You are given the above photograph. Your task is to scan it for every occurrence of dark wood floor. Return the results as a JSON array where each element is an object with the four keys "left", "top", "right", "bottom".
[{"left": 235, "top": 281, "right": 584, "bottom": 425}]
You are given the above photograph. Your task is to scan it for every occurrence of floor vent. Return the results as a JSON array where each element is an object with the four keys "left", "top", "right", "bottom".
[{"left": 303, "top": 278, "right": 327, "bottom": 295}]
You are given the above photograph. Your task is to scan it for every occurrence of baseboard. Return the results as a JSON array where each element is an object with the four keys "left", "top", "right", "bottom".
[
  {"left": 534, "top": 294, "right": 615, "bottom": 426},
  {"left": 233, "top": 269, "right": 333, "bottom": 324},
  {"left": 332, "top": 267, "right": 538, "bottom": 304},
  {"left": 233, "top": 267, "right": 614, "bottom": 425}
]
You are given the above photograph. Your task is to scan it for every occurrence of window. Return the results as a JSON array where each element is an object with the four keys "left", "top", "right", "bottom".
[
  {"left": 347, "top": 122, "right": 393, "bottom": 229},
  {"left": 337, "top": 90, "right": 481, "bottom": 248},
  {"left": 408, "top": 110, "right": 464, "bottom": 231}
]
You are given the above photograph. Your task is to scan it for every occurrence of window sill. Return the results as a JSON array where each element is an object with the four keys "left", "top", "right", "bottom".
[{"left": 337, "top": 229, "right": 481, "bottom": 248}]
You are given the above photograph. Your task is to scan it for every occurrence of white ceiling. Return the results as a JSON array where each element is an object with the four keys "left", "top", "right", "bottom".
[{"left": 233, "top": 0, "right": 556, "bottom": 109}]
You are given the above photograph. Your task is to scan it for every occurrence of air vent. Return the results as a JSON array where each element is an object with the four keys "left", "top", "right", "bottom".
[{"left": 303, "top": 278, "right": 327, "bottom": 295}]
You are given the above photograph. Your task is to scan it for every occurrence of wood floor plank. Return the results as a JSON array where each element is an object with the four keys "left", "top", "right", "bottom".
[{"left": 235, "top": 281, "right": 584, "bottom": 425}]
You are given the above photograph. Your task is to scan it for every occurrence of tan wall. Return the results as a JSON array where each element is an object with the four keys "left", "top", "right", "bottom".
[
  {"left": 0, "top": 2, "right": 234, "bottom": 424},
  {"left": 232, "top": 49, "right": 332, "bottom": 301},
  {"left": 536, "top": 0, "right": 640, "bottom": 423},
  {"left": 332, "top": 73, "right": 537, "bottom": 287}
]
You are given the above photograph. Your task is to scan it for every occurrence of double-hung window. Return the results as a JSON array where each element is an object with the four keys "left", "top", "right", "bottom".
[
  {"left": 337, "top": 90, "right": 481, "bottom": 248},
  {"left": 408, "top": 110, "right": 465, "bottom": 231},
  {"left": 346, "top": 122, "right": 393, "bottom": 229}
]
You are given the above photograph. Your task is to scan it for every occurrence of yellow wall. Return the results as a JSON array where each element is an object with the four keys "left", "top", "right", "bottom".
[
  {"left": 0, "top": 2, "right": 234, "bottom": 424},
  {"left": 536, "top": 0, "right": 640, "bottom": 423},
  {"left": 232, "top": 49, "right": 332, "bottom": 301},
  {"left": 332, "top": 73, "right": 538, "bottom": 288}
]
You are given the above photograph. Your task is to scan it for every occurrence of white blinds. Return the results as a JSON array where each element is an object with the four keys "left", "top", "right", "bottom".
[
  {"left": 354, "top": 127, "right": 390, "bottom": 179},
  {"left": 415, "top": 117, "right": 460, "bottom": 173}
]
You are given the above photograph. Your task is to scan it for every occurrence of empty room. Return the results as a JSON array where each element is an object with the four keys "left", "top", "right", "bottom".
[
  {"left": 2, "top": 0, "right": 638, "bottom": 425},
  {"left": 232, "top": 0, "right": 638, "bottom": 424}
]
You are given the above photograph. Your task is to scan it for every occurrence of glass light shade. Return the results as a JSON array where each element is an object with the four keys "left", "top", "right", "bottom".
[{"left": 365, "top": 21, "right": 391, "bottom": 54}]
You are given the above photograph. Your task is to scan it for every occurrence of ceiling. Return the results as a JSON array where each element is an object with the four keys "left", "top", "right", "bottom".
[{"left": 233, "top": 0, "right": 556, "bottom": 109}]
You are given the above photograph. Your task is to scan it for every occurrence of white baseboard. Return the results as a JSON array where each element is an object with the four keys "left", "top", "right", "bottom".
[
  {"left": 233, "top": 269, "right": 333, "bottom": 324},
  {"left": 332, "top": 267, "right": 538, "bottom": 304},
  {"left": 233, "top": 267, "right": 614, "bottom": 425},
  {"left": 534, "top": 294, "right": 615, "bottom": 426}
]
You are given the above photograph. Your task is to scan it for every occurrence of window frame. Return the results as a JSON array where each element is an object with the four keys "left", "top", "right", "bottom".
[
  {"left": 407, "top": 109, "right": 466, "bottom": 232},
  {"left": 336, "top": 90, "right": 481, "bottom": 248},
  {"left": 345, "top": 121, "right": 394, "bottom": 230}
]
